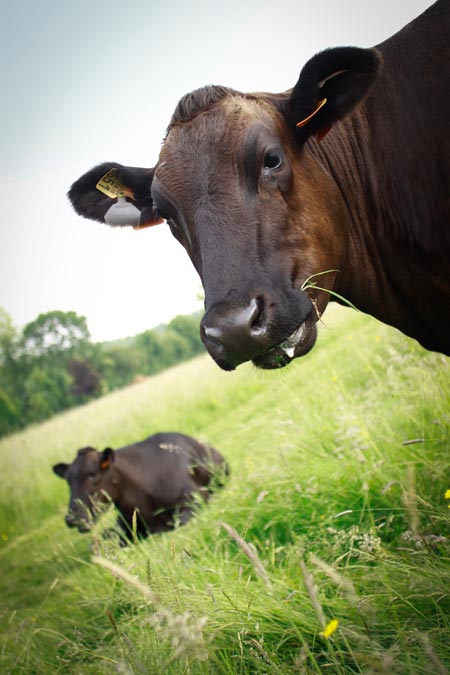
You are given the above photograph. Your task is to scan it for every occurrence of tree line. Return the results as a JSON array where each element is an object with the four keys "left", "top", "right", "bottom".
[{"left": 0, "top": 307, "right": 205, "bottom": 438}]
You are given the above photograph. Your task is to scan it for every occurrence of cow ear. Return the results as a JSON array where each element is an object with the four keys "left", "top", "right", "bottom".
[
  {"left": 53, "top": 463, "right": 69, "bottom": 479},
  {"left": 68, "top": 162, "right": 165, "bottom": 230},
  {"left": 288, "top": 47, "right": 381, "bottom": 142},
  {"left": 100, "top": 447, "right": 115, "bottom": 470}
]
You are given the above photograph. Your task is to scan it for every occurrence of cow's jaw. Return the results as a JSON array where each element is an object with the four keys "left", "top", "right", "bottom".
[{"left": 252, "top": 312, "right": 317, "bottom": 369}]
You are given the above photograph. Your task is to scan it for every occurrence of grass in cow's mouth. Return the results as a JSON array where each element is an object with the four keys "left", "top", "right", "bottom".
[
  {"left": 301, "top": 269, "right": 359, "bottom": 314},
  {"left": 0, "top": 306, "right": 449, "bottom": 675}
]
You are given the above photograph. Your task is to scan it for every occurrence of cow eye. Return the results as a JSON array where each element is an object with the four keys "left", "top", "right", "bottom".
[{"left": 263, "top": 152, "right": 282, "bottom": 171}]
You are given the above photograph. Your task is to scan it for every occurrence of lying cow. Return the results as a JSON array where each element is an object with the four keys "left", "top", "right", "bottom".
[
  {"left": 69, "top": 1, "right": 450, "bottom": 371},
  {"left": 53, "top": 433, "right": 228, "bottom": 539}
]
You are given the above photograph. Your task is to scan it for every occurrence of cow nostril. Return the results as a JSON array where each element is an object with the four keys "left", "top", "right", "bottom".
[
  {"left": 203, "top": 298, "right": 264, "bottom": 343},
  {"left": 249, "top": 296, "right": 266, "bottom": 336},
  {"left": 201, "top": 295, "right": 280, "bottom": 367},
  {"left": 202, "top": 295, "right": 271, "bottom": 360}
]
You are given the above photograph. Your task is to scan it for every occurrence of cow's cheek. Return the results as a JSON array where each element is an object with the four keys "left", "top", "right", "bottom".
[
  {"left": 100, "top": 475, "right": 119, "bottom": 503},
  {"left": 289, "top": 156, "right": 348, "bottom": 284},
  {"left": 289, "top": 202, "right": 346, "bottom": 305}
]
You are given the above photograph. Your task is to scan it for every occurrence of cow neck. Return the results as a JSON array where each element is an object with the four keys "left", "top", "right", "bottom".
[
  {"left": 113, "top": 449, "right": 149, "bottom": 496},
  {"left": 305, "top": 107, "right": 450, "bottom": 354},
  {"left": 304, "top": 121, "right": 395, "bottom": 323}
]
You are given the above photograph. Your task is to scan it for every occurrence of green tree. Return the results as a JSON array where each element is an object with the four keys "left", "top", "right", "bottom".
[
  {"left": 136, "top": 330, "right": 166, "bottom": 374},
  {"left": 0, "top": 308, "right": 24, "bottom": 433},
  {"left": 168, "top": 313, "right": 204, "bottom": 355},
  {"left": 23, "top": 365, "right": 73, "bottom": 422},
  {"left": 0, "top": 308, "right": 21, "bottom": 389},
  {"left": 67, "top": 358, "right": 101, "bottom": 399},
  {"left": 162, "top": 329, "right": 190, "bottom": 365},
  {"left": 19, "top": 311, "right": 92, "bottom": 426},
  {"left": 22, "top": 310, "right": 90, "bottom": 359},
  {"left": 0, "top": 388, "right": 20, "bottom": 436},
  {"left": 98, "top": 344, "right": 143, "bottom": 390}
]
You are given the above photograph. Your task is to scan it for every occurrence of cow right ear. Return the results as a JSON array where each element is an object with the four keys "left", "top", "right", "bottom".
[
  {"left": 68, "top": 162, "right": 164, "bottom": 230},
  {"left": 53, "top": 463, "right": 69, "bottom": 479},
  {"left": 286, "top": 46, "right": 381, "bottom": 143},
  {"left": 100, "top": 447, "right": 115, "bottom": 470}
]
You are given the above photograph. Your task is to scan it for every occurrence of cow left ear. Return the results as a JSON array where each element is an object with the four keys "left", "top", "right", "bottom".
[
  {"left": 287, "top": 46, "right": 381, "bottom": 142},
  {"left": 100, "top": 447, "right": 115, "bottom": 470},
  {"left": 53, "top": 463, "right": 69, "bottom": 479},
  {"left": 68, "top": 162, "right": 165, "bottom": 230}
]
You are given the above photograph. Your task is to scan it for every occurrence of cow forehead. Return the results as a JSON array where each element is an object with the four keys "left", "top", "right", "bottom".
[
  {"left": 158, "top": 97, "right": 278, "bottom": 171},
  {"left": 69, "top": 448, "right": 98, "bottom": 476},
  {"left": 154, "top": 98, "right": 283, "bottom": 205}
]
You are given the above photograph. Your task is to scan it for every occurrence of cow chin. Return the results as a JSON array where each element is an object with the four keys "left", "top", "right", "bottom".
[{"left": 252, "top": 313, "right": 317, "bottom": 369}]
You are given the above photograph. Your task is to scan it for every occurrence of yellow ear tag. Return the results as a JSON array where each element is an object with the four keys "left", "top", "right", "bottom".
[
  {"left": 96, "top": 169, "right": 134, "bottom": 199},
  {"left": 296, "top": 97, "right": 327, "bottom": 128}
]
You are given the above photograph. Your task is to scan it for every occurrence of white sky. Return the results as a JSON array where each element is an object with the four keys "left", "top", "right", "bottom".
[{"left": 0, "top": 0, "right": 431, "bottom": 342}]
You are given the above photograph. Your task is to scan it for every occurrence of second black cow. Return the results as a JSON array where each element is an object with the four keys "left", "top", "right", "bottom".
[{"left": 53, "top": 432, "right": 228, "bottom": 540}]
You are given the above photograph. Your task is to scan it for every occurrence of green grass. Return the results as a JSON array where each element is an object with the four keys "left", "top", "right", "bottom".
[{"left": 1, "top": 306, "right": 449, "bottom": 675}]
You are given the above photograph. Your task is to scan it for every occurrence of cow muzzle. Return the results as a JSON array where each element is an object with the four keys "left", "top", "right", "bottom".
[
  {"left": 65, "top": 512, "right": 92, "bottom": 532},
  {"left": 201, "top": 291, "right": 317, "bottom": 370}
]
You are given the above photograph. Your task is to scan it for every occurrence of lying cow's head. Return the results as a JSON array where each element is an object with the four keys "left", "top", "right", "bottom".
[
  {"left": 69, "top": 47, "right": 380, "bottom": 370},
  {"left": 53, "top": 446, "right": 117, "bottom": 532}
]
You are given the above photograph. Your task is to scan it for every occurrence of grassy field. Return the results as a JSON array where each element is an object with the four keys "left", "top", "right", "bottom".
[{"left": 1, "top": 306, "right": 449, "bottom": 675}]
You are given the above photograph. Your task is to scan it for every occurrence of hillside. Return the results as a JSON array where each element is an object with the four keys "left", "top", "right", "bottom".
[{"left": 1, "top": 305, "right": 449, "bottom": 675}]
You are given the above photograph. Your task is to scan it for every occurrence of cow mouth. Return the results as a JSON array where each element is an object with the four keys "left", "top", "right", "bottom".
[
  {"left": 252, "top": 313, "right": 317, "bottom": 369},
  {"left": 65, "top": 517, "right": 92, "bottom": 533}
]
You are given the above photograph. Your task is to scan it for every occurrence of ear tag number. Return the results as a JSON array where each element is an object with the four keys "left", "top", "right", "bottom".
[{"left": 96, "top": 169, "right": 134, "bottom": 199}]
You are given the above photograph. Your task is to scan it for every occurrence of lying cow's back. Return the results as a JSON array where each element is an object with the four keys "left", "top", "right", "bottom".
[{"left": 115, "top": 432, "right": 227, "bottom": 503}]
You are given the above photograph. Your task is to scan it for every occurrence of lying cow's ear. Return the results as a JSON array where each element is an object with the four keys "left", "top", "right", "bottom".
[
  {"left": 68, "top": 162, "right": 164, "bottom": 230},
  {"left": 53, "top": 463, "right": 69, "bottom": 479},
  {"left": 288, "top": 47, "right": 381, "bottom": 142},
  {"left": 100, "top": 447, "right": 115, "bottom": 470}
]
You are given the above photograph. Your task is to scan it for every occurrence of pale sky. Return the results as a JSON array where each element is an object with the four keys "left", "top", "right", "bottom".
[{"left": 0, "top": 0, "right": 431, "bottom": 342}]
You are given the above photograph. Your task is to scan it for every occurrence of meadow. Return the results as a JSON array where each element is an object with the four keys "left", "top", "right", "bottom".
[{"left": 1, "top": 306, "right": 449, "bottom": 675}]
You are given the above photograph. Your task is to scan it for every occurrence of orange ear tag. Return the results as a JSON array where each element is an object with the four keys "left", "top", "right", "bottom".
[
  {"left": 296, "top": 97, "right": 327, "bottom": 128},
  {"left": 100, "top": 459, "right": 110, "bottom": 470},
  {"left": 132, "top": 216, "right": 165, "bottom": 231}
]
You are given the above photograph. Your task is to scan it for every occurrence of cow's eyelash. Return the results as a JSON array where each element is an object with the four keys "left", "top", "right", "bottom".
[{"left": 155, "top": 208, "right": 178, "bottom": 232}]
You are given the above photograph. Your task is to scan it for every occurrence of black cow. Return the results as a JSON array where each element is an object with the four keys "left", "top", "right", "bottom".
[
  {"left": 69, "top": 1, "right": 450, "bottom": 370},
  {"left": 53, "top": 433, "right": 228, "bottom": 539}
]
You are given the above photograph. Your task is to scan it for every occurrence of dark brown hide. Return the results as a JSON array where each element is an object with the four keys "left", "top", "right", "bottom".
[
  {"left": 53, "top": 433, "right": 228, "bottom": 539},
  {"left": 69, "top": 1, "right": 450, "bottom": 370}
]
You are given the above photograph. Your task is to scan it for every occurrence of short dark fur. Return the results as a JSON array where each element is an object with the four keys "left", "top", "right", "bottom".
[
  {"left": 166, "top": 85, "right": 236, "bottom": 133},
  {"left": 53, "top": 432, "right": 229, "bottom": 541}
]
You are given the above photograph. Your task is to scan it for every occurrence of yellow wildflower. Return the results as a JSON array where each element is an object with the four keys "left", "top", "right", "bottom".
[
  {"left": 320, "top": 619, "right": 339, "bottom": 639},
  {"left": 445, "top": 489, "right": 450, "bottom": 499}
]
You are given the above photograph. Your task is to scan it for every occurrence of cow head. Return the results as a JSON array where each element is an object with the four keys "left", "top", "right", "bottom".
[
  {"left": 69, "top": 47, "right": 380, "bottom": 370},
  {"left": 53, "top": 446, "right": 118, "bottom": 532}
]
